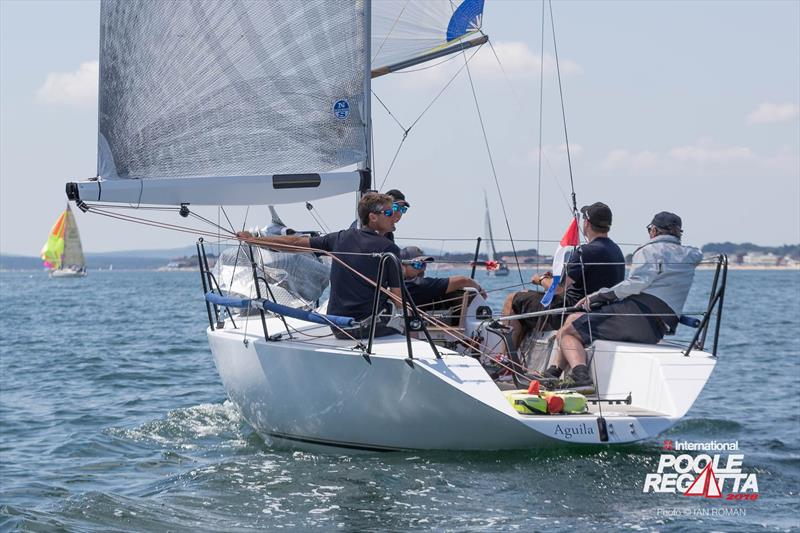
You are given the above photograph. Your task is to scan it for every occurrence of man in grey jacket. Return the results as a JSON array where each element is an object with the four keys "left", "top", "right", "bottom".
[{"left": 545, "top": 211, "right": 703, "bottom": 387}]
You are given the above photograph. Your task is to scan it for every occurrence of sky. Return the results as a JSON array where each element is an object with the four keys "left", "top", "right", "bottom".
[{"left": 1, "top": 0, "right": 798, "bottom": 258}]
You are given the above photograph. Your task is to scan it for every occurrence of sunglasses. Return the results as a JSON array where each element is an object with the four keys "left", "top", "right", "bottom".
[
  {"left": 393, "top": 203, "right": 409, "bottom": 214},
  {"left": 374, "top": 207, "right": 395, "bottom": 217},
  {"left": 409, "top": 260, "right": 427, "bottom": 270}
]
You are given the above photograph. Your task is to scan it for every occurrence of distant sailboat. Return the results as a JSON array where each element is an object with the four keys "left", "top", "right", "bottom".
[
  {"left": 41, "top": 205, "right": 87, "bottom": 278},
  {"left": 484, "top": 193, "right": 510, "bottom": 276}
]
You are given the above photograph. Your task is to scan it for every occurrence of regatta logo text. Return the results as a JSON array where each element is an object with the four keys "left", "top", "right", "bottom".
[
  {"left": 643, "top": 452, "right": 759, "bottom": 500},
  {"left": 553, "top": 423, "right": 594, "bottom": 439}
]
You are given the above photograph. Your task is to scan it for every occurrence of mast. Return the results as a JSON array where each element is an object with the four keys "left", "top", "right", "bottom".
[{"left": 363, "top": 0, "right": 372, "bottom": 180}]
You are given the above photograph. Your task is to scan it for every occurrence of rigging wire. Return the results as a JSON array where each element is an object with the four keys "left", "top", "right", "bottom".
[
  {"left": 460, "top": 46, "right": 526, "bottom": 288},
  {"left": 536, "top": 0, "right": 546, "bottom": 273},
  {"left": 373, "top": 90, "right": 407, "bottom": 132},
  {"left": 482, "top": 36, "right": 573, "bottom": 215},
  {"left": 305, "top": 202, "right": 332, "bottom": 234},
  {"left": 378, "top": 44, "right": 484, "bottom": 191},
  {"left": 548, "top": 0, "right": 578, "bottom": 215}
]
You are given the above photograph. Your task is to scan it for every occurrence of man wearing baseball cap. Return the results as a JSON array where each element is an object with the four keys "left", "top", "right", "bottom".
[
  {"left": 501, "top": 201, "right": 626, "bottom": 357},
  {"left": 384, "top": 189, "right": 410, "bottom": 243},
  {"left": 400, "top": 246, "right": 487, "bottom": 307},
  {"left": 549, "top": 211, "right": 703, "bottom": 388}
]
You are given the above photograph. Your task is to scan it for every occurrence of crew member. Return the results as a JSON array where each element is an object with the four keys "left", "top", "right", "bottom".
[
  {"left": 400, "top": 246, "right": 487, "bottom": 306},
  {"left": 237, "top": 192, "right": 403, "bottom": 339}
]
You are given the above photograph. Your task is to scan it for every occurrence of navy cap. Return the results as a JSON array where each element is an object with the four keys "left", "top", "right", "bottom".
[
  {"left": 386, "top": 189, "right": 410, "bottom": 207},
  {"left": 650, "top": 211, "right": 682, "bottom": 230},
  {"left": 580, "top": 202, "right": 613, "bottom": 229}
]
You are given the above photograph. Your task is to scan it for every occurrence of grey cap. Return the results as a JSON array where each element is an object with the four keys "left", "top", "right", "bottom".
[
  {"left": 399, "top": 246, "right": 434, "bottom": 263},
  {"left": 650, "top": 211, "right": 683, "bottom": 230}
]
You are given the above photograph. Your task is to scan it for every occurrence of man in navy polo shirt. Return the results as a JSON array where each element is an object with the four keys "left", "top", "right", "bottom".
[
  {"left": 400, "top": 246, "right": 487, "bottom": 307},
  {"left": 237, "top": 192, "right": 403, "bottom": 339},
  {"left": 500, "top": 202, "right": 626, "bottom": 356}
]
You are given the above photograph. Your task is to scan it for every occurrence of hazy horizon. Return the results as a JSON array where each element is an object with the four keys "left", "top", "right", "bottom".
[{"left": 2, "top": 1, "right": 798, "bottom": 257}]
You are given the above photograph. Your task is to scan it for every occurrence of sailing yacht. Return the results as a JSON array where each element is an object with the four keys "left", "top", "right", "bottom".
[
  {"left": 63, "top": 0, "right": 726, "bottom": 450},
  {"left": 41, "top": 205, "right": 87, "bottom": 278},
  {"left": 484, "top": 192, "right": 510, "bottom": 277}
]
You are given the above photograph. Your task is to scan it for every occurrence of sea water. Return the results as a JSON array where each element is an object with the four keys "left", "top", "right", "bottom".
[{"left": 1, "top": 269, "right": 798, "bottom": 531}]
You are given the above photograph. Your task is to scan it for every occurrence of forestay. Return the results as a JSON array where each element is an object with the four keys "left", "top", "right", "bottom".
[{"left": 72, "top": 0, "right": 370, "bottom": 206}]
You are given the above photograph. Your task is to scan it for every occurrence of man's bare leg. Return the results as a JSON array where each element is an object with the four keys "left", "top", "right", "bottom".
[
  {"left": 500, "top": 292, "right": 524, "bottom": 355},
  {"left": 551, "top": 314, "right": 593, "bottom": 386}
]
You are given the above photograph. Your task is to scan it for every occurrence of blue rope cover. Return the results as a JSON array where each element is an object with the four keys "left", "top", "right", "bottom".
[{"left": 205, "top": 292, "right": 355, "bottom": 328}]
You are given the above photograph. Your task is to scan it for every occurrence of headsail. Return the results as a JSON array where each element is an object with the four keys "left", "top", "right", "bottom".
[
  {"left": 371, "top": 0, "right": 486, "bottom": 77},
  {"left": 41, "top": 205, "right": 85, "bottom": 271},
  {"left": 41, "top": 209, "right": 67, "bottom": 270},
  {"left": 70, "top": 0, "right": 370, "bottom": 206}
]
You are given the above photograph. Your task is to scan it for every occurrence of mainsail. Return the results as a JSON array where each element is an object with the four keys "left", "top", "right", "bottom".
[
  {"left": 41, "top": 205, "right": 85, "bottom": 270},
  {"left": 67, "top": 0, "right": 487, "bottom": 207},
  {"left": 484, "top": 192, "right": 498, "bottom": 263},
  {"left": 72, "top": 0, "right": 371, "bottom": 206}
]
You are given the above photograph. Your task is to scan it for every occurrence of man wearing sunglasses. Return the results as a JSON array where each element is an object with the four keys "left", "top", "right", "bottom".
[
  {"left": 384, "top": 189, "right": 410, "bottom": 243},
  {"left": 236, "top": 192, "right": 403, "bottom": 339},
  {"left": 549, "top": 211, "right": 703, "bottom": 388},
  {"left": 501, "top": 202, "right": 626, "bottom": 356},
  {"left": 400, "top": 246, "right": 487, "bottom": 307}
]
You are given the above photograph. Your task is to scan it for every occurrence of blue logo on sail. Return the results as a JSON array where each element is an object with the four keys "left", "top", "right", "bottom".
[{"left": 333, "top": 100, "right": 350, "bottom": 120}]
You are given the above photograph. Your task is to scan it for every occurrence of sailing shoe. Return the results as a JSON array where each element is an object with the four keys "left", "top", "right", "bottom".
[
  {"left": 542, "top": 366, "right": 594, "bottom": 392},
  {"left": 543, "top": 365, "right": 563, "bottom": 379}
]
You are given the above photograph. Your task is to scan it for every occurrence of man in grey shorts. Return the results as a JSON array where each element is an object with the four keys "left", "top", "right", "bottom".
[{"left": 546, "top": 212, "right": 703, "bottom": 388}]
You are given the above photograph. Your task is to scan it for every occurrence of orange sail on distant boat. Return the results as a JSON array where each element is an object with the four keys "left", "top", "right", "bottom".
[{"left": 41, "top": 205, "right": 87, "bottom": 278}]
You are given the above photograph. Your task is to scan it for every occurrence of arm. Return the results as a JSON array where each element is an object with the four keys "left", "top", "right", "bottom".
[
  {"left": 446, "top": 276, "right": 487, "bottom": 299},
  {"left": 532, "top": 271, "right": 571, "bottom": 295},
  {"left": 595, "top": 246, "right": 657, "bottom": 300},
  {"left": 236, "top": 231, "right": 311, "bottom": 253}
]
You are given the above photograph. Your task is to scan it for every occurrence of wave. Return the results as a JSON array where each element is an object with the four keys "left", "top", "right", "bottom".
[{"left": 106, "top": 401, "right": 250, "bottom": 450}]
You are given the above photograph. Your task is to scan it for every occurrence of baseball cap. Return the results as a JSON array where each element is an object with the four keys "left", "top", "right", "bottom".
[
  {"left": 650, "top": 211, "right": 682, "bottom": 231},
  {"left": 386, "top": 189, "right": 410, "bottom": 207},
  {"left": 399, "top": 246, "right": 434, "bottom": 263},
  {"left": 580, "top": 202, "right": 613, "bottom": 229}
]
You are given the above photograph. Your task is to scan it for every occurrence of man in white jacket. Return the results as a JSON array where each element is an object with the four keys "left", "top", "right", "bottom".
[{"left": 546, "top": 211, "right": 703, "bottom": 388}]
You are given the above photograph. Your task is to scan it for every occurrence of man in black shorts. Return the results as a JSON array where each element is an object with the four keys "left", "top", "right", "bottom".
[
  {"left": 237, "top": 192, "right": 403, "bottom": 339},
  {"left": 550, "top": 211, "right": 703, "bottom": 387},
  {"left": 501, "top": 202, "right": 625, "bottom": 354},
  {"left": 400, "top": 246, "right": 487, "bottom": 307}
]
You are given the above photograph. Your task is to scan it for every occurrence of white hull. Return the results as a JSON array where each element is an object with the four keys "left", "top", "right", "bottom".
[
  {"left": 50, "top": 269, "right": 87, "bottom": 278},
  {"left": 208, "top": 314, "right": 716, "bottom": 451}
]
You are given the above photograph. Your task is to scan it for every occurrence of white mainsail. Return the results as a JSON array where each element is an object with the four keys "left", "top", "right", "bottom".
[
  {"left": 484, "top": 192, "right": 498, "bottom": 263},
  {"left": 68, "top": 0, "right": 487, "bottom": 207},
  {"left": 61, "top": 206, "right": 85, "bottom": 269},
  {"left": 74, "top": 0, "right": 370, "bottom": 206}
]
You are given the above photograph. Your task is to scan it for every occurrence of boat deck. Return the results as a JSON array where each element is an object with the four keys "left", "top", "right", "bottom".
[{"left": 585, "top": 402, "right": 668, "bottom": 417}]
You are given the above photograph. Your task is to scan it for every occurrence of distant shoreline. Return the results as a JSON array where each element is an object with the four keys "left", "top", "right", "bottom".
[{"left": 2, "top": 264, "right": 799, "bottom": 274}]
